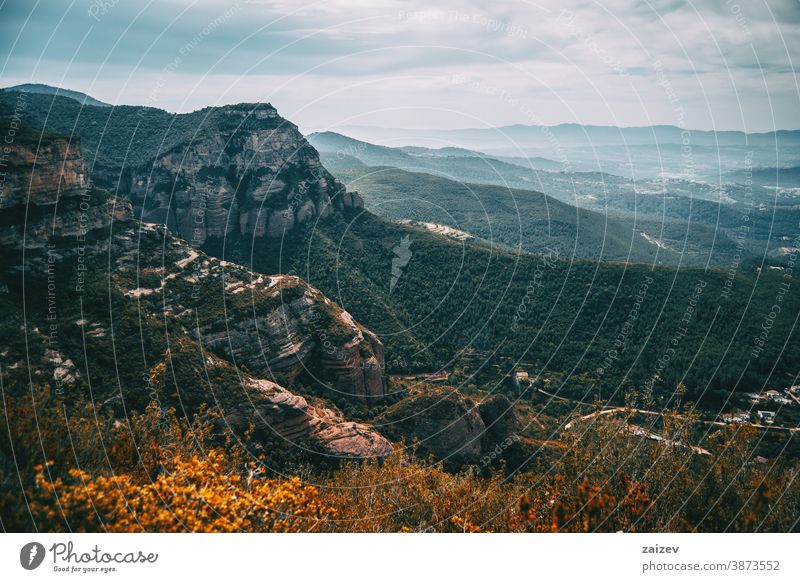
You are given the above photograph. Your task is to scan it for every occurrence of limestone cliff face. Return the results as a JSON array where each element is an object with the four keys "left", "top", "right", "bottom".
[
  {"left": 117, "top": 230, "right": 391, "bottom": 456},
  {"left": 0, "top": 133, "right": 88, "bottom": 209},
  {"left": 195, "top": 361, "right": 392, "bottom": 458},
  {"left": 192, "top": 281, "right": 388, "bottom": 401},
  {"left": 160, "top": 338, "right": 391, "bottom": 459},
  {"left": 0, "top": 133, "right": 391, "bottom": 458},
  {"left": 111, "top": 104, "right": 363, "bottom": 246},
  {"left": 0, "top": 133, "right": 131, "bottom": 257}
]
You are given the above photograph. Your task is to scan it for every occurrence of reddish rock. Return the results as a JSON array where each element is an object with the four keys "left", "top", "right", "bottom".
[{"left": 1, "top": 134, "right": 88, "bottom": 209}]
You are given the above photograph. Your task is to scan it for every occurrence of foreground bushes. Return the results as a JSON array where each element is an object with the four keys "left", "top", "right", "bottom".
[
  {"left": 2, "top": 389, "right": 798, "bottom": 532},
  {"left": 31, "top": 454, "right": 332, "bottom": 533}
]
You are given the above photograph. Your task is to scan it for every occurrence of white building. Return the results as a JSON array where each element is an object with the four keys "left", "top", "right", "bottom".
[
  {"left": 757, "top": 410, "right": 776, "bottom": 424},
  {"left": 767, "top": 392, "right": 792, "bottom": 406},
  {"left": 721, "top": 412, "right": 750, "bottom": 424}
]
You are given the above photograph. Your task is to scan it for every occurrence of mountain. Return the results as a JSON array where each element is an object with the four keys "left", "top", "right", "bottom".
[
  {"left": 0, "top": 124, "right": 394, "bottom": 460},
  {"left": 309, "top": 130, "right": 572, "bottom": 182},
  {"left": 308, "top": 131, "right": 416, "bottom": 168},
  {"left": 325, "top": 164, "right": 741, "bottom": 264},
  {"left": 723, "top": 165, "right": 800, "bottom": 188},
  {"left": 0, "top": 105, "right": 521, "bottom": 467},
  {"left": 2, "top": 96, "right": 799, "bottom": 534},
  {"left": 9, "top": 98, "right": 789, "bottom": 262},
  {"left": 480, "top": 153, "right": 565, "bottom": 172},
  {"left": 336, "top": 124, "right": 800, "bottom": 183},
  {"left": 249, "top": 207, "right": 799, "bottom": 409},
  {"left": 3, "top": 93, "right": 798, "bottom": 412},
  {"left": 340, "top": 123, "right": 800, "bottom": 149},
  {"left": 0, "top": 92, "right": 364, "bottom": 256},
  {"left": 1, "top": 83, "right": 111, "bottom": 107},
  {"left": 401, "top": 144, "right": 566, "bottom": 171},
  {"left": 311, "top": 131, "right": 800, "bottom": 264}
]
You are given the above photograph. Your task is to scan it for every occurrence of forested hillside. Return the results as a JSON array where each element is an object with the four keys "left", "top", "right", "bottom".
[{"left": 241, "top": 211, "right": 799, "bottom": 408}]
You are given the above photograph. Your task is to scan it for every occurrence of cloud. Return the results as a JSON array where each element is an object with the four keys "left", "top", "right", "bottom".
[{"left": 1, "top": 0, "right": 797, "bottom": 131}]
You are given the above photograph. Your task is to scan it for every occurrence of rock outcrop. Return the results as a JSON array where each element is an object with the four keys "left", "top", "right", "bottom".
[
  {"left": 0, "top": 131, "right": 391, "bottom": 459},
  {"left": 104, "top": 104, "right": 356, "bottom": 246},
  {"left": 377, "top": 389, "right": 517, "bottom": 464},
  {"left": 178, "top": 270, "right": 389, "bottom": 401},
  {"left": 0, "top": 128, "right": 88, "bottom": 209},
  {"left": 160, "top": 338, "right": 391, "bottom": 459},
  {"left": 224, "top": 377, "right": 392, "bottom": 458},
  {"left": 0, "top": 128, "right": 131, "bottom": 260},
  {"left": 1, "top": 97, "right": 366, "bottom": 248}
]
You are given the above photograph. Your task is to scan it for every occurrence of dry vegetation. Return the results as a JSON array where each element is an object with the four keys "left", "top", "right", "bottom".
[{"left": 2, "top": 387, "right": 798, "bottom": 532}]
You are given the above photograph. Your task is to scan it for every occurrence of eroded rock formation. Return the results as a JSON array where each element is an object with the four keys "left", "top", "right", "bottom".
[
  {"left": 0, "top": 131, "right": 391, "bottom": 459},
  {"left": 0, "top": 131, "right": 87, "bottom": 208},
  {"left": 107, "top": 104, "right": 357, "bottom": 245},
  {"left": 377, "top": 389, "right": 518, "bottom": 463}
]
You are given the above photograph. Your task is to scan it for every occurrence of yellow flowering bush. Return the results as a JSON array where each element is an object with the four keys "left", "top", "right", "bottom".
[
  {"left": 31, "top": 451, "right": 335, "bottom": 532},
  {"left": 4, "top": 388, "right": 800, "bottom": 533}
]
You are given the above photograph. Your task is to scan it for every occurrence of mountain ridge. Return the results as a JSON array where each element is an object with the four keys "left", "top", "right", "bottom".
[
  {"left": 337, "top": 122, "right": 800, "bottom": 145},
  {"left": 0, "top": 91, "right": 365, "bottom": 252},
  {"left": 4, "top": 92, "right": 798, "bottom": 411},
  {"left": 1, "top": 83, "right": 111, "bottom": 107},
  {"left": 0, "top": 125, "right": 396, "bottom": 460}
]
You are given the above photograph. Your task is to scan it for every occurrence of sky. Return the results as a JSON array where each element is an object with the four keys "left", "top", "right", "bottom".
[{"left": 1, "top": 0, "right": 798, "bottom": 133}]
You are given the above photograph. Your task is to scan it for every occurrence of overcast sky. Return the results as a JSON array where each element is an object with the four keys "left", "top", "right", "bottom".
[{"left": 1, "top": 0, "right": 798, "bottom": 132}]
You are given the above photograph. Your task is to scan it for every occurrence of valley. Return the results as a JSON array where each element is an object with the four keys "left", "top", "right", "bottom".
[
  {"left": 1, "top": 88, "right": 799, "bottom": 533},
  {"left": 310, "top": 131, "right": 800, "bottom": 265}
]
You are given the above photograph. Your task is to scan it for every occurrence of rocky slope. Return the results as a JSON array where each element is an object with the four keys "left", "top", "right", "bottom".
[
  {"left": 0, "top": 129, "right": 390, "bottom": 459},
  {"left": 118, "top": 104, "right": 363, "bottom": 245},
  {"left": 0, "top": 93, "right": 365, "bottom": 249},
  {"left": 0, "top": 129, "right": 87, "bottom": 208}
]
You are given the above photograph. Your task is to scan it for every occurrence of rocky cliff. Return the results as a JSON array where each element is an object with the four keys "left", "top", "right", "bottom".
[
  {"left": 0, "top": 130, "right": 390, "bottom": 459},
  {"left": 161, "top": 336, "right": 391, "bottom": 458},
  {"left": 1, "top": 94, "right": 366, "bottom": 248},
  {"left": 93, "top": 102, "right": 363, "bottom": 245},
  {"left": 0, "top": 128, "right": 87, "bottom": 208},
  {"left": 0, "top": 126, "right": 131, "bottom": 259}
]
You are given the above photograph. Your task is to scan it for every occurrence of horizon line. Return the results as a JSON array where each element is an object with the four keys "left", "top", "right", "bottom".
[{"left": 3, "top": 84, "right": 799, "bottom": 135}]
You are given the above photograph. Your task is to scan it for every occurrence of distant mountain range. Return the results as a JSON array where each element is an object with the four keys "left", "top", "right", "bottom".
[
  {"left": 1, "top": 83, "right": 111, "bottom": 107},
  {"left": 308, "top": 130, "right": 605, "bottom": 182},
  {"left": 337, "top": 122, "right": 800, "bottom": 149},
  {"left": 330, "top": 123, "right": 800, "bottom": 181},
  {"left": 309, "top": 131, "right": 800, "bottom": 265},
  {"left": 7, "top": 84, "right": 796, "bottom": 147}
]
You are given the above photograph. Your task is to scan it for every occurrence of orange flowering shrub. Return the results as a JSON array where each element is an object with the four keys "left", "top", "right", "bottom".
[
  {"left": 30, "top": 450, "right": 335, "bottom": 532},
  {"left": 4, "top": 388, "right": 800, "bottom": 533}
]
